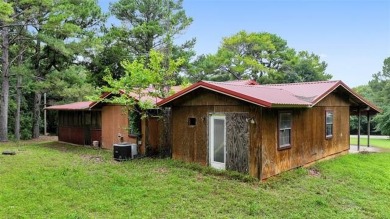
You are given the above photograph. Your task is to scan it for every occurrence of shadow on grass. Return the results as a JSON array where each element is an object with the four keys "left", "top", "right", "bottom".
[
  {"left": 165, "top": 159, "right": 258, "bottom": 183},
  {"left": 37, "top": 141, "right": 111, "bottom": 157},
  {"left": 10, "top": 140, "right": 258, "bottom": 183}
]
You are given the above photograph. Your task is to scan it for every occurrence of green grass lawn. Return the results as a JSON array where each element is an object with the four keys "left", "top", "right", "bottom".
[
  {"left": 350, "top": 136, "right": 390, "bottom": 149},
  {"left": 1, "top": 140, "right": 390, "bottom": 218}
]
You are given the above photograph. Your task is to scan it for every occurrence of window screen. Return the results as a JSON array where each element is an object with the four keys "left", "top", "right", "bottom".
[
  {"left": 279, "top": 112, "right": 292, "bottom": 149},
  {"left": 326, "top": 111, "right": 333, "bottom": 138}
]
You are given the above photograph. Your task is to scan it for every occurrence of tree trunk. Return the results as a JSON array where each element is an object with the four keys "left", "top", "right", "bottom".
[
  {"left": 32, "top": 92, "right": 41, "bottom": 138},
  {"left": 32, "top": 29, "right": 42, "bottom": 139},
  {"left": 159, "top": 107, "right": 172, "bottom": 157},
  {"left": 14, "top": 56, "right": 23, "bottom": 141},
  {"left": 0, "top": 23, "right": 10, "bottom": 142}
]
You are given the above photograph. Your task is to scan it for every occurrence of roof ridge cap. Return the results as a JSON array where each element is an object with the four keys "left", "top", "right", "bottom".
[
  {"left": 206, "top": 81, "right": 315, "bottom": 96},
  {"left": 206, "top": 81, "right": 276, "bottom": 89},
  {"left": 262, "top": 80, "right": 340, "bottom": 86}
]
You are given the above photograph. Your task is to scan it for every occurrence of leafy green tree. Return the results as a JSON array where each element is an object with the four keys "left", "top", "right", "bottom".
[
  {"left": 100, "top": 49, "right": 184, "bottom": 109},
  {"left": 46, "top": 66, "right": 95, "bottom": 103},
  {"left": 0, "top": 1, "right": 13, "bottom": 21},
  {"left": 191, "top": 30, "right": 331, "bottom": 84},
  {"left": 86, "top": 32, "right": 132, "bottom": 86},
  {"left": 368, "top": 57, "right": 390, "bottom": 106},
  {"left": 0, "top": 0, "right": 33, "bottom": 141},
  {"left": 350, "top": 85, "right": 374, "bottom": 135},
  {"left": 373, "top": 106, "right": 390, "bottom": 136},
  {"left": 86, "top": 0, "right": 195, "bottom": 86},
  {"left": 353, "top": 85, "right": 375, "bottom": 101},
  {"left": 0, "top": 14, "right": 12, "bottom": 141},
  {"left": 369, "top": 57, "right": 390, "bottom": 135},
  {"left": 26, "top": 0, "right": 106, "bottom": 138},
  {"left": 281, "top": 51, "right": 330, "bottom": 83},
  {"left": 1, "top": 1, "right": 114, "bottom": 140},
  {"left": 354, "top": 57, "right": 390, "bottom": 135},
  {"left": 110, "top": 0, "right": 193, "bottom": 56},
  {"left": 187, "top": 54, "right": 219, "bottom": 82},
  {"left": 94, "top": 49, "right": 184, "bottom": 156}
]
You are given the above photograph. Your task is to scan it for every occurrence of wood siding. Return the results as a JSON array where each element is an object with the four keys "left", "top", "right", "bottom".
[
  {"left": 170, "top": 88, "right": 262, "bottom": 177},
  {"left": 169, "top": 88, "right": 351, "bottom": 180},
  {"left": 261, "top": 93, "right": 350, "bottom": 179},
  {"left": 226, "top": 113, "right": 249, "bottom": 173},
  {"left": 101, "top": 105, "right": 136, "bottom": 149},
  {"left": 141, "top": 117, "right": 163, "bottom": 155},
  {"left": 56, "top": 105, "right": 154, "bottom": 153},
  {"left": 57, "top": 110, "right": 101, "bottom": 145},
  {"left": 58, "top": 127, "right": 84, "bottom": 145}
]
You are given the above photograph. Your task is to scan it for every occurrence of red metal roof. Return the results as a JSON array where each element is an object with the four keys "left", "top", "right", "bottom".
[
  {"left": 126, "top": 85, "right": 184, "bottom": 105},
  {"left": 262, "top": 80, "right": 339, "bottom": 103},
  {"left": 157, "top": 80, "right": 381, "bottom": 113},
  {"left": 46, "top": 85, "right": 185, "bottom": 111},
  {"left": 45, "top": 101, "right": 95, "bottom": 110},
  {"left": 263, "top": 80, "right": 381, "bottom": 112},
  {"left": 46, "top": 80, "right": 380, "bottom": 113},
  {"left": 205, "top": 81, "right": 310, "bottom": 107},
  {"left": 219, "top": 79, "right": 259, "bottom": 85}
]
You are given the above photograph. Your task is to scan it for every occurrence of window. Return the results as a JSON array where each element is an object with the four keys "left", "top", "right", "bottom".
[
  {"left": 325, "top": 110, "right": 333, "bottom": 139},
  {"left": 188, "top": 117, "right": 196, "bottom": 126},
  {"left": 278, "top": 112, "right": 292, "bottom": 149},
  {"left": 85, "top": 111, "right": 91, "bottom": 125}
]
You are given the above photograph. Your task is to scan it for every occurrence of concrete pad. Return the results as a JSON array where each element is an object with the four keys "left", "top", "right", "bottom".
[{"left": 349, "top": 145, "right": 390, "bottom": 153}]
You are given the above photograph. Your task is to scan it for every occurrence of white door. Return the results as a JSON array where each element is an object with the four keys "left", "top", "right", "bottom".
[{"left": 209, "top": 115, "right": 226, "bottom": 170}]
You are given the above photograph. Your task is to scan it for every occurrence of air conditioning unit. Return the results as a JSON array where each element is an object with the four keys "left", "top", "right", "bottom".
[
  {"left": 113, "top": 143, "right": 138, "bottom": 161},
  {"left": 130, "top": 143, "right": 138, "bottom": 159}
]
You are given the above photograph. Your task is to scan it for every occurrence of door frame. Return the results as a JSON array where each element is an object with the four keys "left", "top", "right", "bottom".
[{"left": 209, "top": 114, "right": 226, "bottom": 170}]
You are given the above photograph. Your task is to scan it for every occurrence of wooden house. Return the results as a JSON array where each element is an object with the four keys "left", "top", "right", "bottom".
[
  {"left": 46, "top": 87, "right": 181, "bottom": 154},
  {"left": 157, "top": 80, "right": 380, "bottom": 179}
]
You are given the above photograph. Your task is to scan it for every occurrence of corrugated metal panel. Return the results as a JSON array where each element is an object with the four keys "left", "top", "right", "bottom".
[
  {"left": 207, "top": 81, "right": 311, "bottom": 106},
  {"left": 210, "top": 79, "right": 258, "bottom": 85},
  {"left": 262, "top": 80, "right": 339, "bottom": 103},
  {"left": 46, "top": 86, "right": 184, "bottom": 111},
  {"left": 46, "top": 101, "right": 94, "bottom": 110},
  {"left": 158, "top": 80, "right": 381, "bottom": 113}
]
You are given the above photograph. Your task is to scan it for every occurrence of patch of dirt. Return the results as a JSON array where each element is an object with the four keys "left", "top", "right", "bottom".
[
  {"left": 154, "top": 167, "right": 169, "bottom": 174},
  {"left": 196, "top": 173, "right": 204, "bottom": 181},
  {"left": 56, "top": 146, "right": 68, "bottom": 152},
  {"left": 308, "top": 168, "right": 321, "bottom": 177},
  {"left": 26, "top": 135, "right": 58, "bottom": 142},
  {"left": 81, "top": 155, "right": 104, "bottom": 163}
]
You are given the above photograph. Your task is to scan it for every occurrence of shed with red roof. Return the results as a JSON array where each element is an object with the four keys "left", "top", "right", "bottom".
[
  {"left": 46, "top": 86, "right": 182, "bottom": 154},
  {"left": 157, "top": 80, "right": 380, "bottom": 179}
]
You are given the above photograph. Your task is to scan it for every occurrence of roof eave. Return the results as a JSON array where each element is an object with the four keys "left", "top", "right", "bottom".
[
  {"left": 311, "top": 81, "right": 381, "bottom": 114},
  {"left": 157, "top": 81, "right": 272, "bottom": 108},
  {"left": 270, "top": 104, "right": 311, "bottom": 108},
  {"left": 157, "top": 82, "right": 202, "bottom": 106},
  {"left": 46, "top": 108, "right": 91, "bottom": 111}
]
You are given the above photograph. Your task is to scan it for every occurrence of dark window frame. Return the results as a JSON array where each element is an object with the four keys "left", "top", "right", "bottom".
[
  {"left": 188, "top": 117, "right": 197, "bottom": 126},
  {"left": 325, "top": 110, "right": 333, "bottom": 139},
  {"left": 278, "top": 111, "right": 292, "bottom": 150}
]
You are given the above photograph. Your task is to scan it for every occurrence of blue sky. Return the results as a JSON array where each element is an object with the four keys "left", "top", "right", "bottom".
[{"left": 99, "top": 0, "right": 390, "bottom": 87}]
